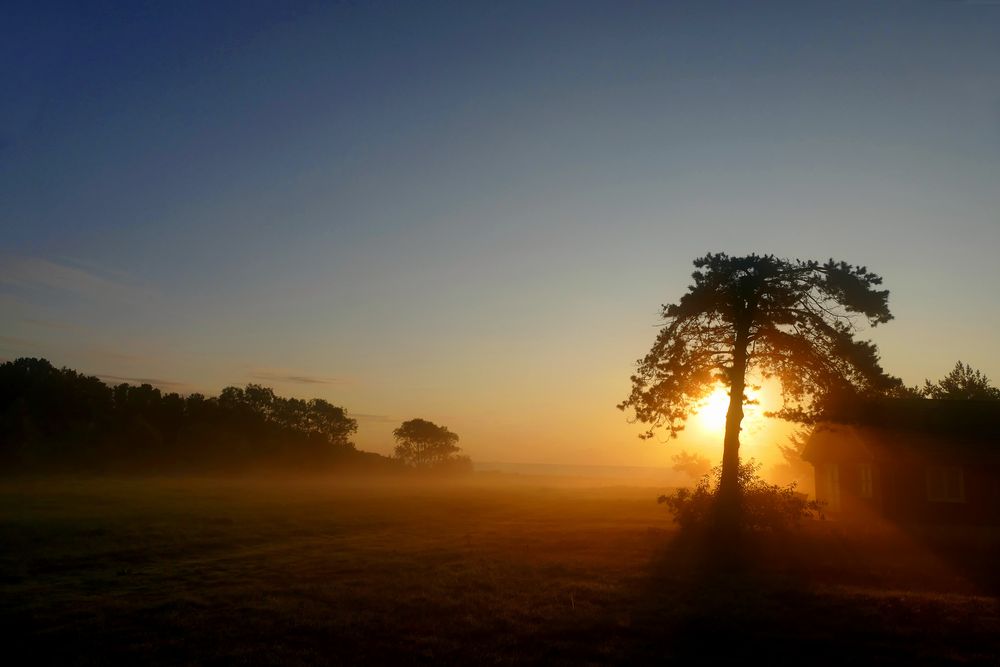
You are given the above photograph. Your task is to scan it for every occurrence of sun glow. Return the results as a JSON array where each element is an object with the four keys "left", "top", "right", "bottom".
[
  {"left": 695, "top": 387, "right": 732, "bottom": 434},
  {"left": 687, "top": 380, "right": 791, "bottom": 468}
]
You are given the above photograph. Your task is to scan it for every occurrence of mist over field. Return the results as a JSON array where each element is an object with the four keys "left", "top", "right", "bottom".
[{"left": 1, "top": 474, "right": 997, "bottom": 664}]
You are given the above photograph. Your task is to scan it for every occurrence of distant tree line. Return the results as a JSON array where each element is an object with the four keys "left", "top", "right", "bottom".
[{"left": 0, "top": 358, "right": 398, "bottom": 474}]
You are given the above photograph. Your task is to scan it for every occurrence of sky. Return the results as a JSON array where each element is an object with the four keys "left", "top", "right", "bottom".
[{"left": 2, "top": 1, "right": 999, "bottom": 467}]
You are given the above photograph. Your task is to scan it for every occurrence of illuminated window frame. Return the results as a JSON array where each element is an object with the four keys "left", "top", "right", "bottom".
[
  {"left": 925, "top": 466, "right": 965, "bottom": 503},
  {"left": 825, "top": 463, "right": 841, "bottom": 512},
  {"left": 859, "top": 463, "right": 873, "bottom": 499}
]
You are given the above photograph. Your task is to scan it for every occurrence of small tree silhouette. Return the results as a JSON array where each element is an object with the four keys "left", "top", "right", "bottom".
[
  {"left": 671, "top": 450, "right": 712, "bottom": 479},
  {"left": 392, "top": 418, "right": 463, "bottom": 469},
  {"left": 769, "top": 428, "right": 815, "bottom": 490}
]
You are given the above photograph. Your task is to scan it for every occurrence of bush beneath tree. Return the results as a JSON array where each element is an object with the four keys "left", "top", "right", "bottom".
[{"left": 658, "top": 459, "right": 823, "bottom": 533}]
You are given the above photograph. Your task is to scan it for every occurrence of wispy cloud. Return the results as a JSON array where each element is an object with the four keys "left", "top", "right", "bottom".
[
  {"left": 0, "top": 335, "right": 39, "bottom": 350},
  {"left": 0, "top": 256, "right": 150, "bottom": 304},
  {"left": 250, "top": 370, "right": 352, "bottom": 386},
  {"left": 19, "top": 317, "right": 82, "bottom": 332},
  {"left": 96, "top": 374, "right": 183, "bottom": 387},
  {"left": 81, "top": 344, "right": 159, "bottom": 365},
  {"left": 349, "top": 412, "right": 396, "bottom": 424}
]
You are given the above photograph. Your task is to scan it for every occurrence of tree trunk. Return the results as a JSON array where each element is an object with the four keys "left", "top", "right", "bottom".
[{"left": 717, "top": 317, "right": 750, "bottom": 528}]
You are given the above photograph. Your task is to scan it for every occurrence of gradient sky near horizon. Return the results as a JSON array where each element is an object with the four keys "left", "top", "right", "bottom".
[{"left": 3, "top": 1, "right": 999, "bottom": 466}]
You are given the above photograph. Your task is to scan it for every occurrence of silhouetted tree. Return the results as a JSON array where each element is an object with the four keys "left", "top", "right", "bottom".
[
  {"left": 392, "top": 418, "right": 462, "bottom": 469},
  {"left": 671, "top": 450, "right": 712, "bottom": 479},
  {"left": 923, "top": 361, "right": 1000, "bottom": 400},
  {"left": 770, "top": 428, "right": 815, "bottom": 491},
  {"left": 0, "top": 358, "right": 112, "bottom": 468},
  {"left": 302, "top": 398, "right": 358, "bottom": 447},
  {"left": 619, "top": 253, "right": 901, "bottom": 524}
]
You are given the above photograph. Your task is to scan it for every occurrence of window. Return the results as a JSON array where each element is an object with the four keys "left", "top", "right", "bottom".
[
  {"left": 859, "top": 463, "right": 873, "bottom": 499},
  {"left": 825, "top": 463, "right": 841, "bottom": 511},
  {"left": 926, "top": 466, "right": 964, "bottom": 503}
]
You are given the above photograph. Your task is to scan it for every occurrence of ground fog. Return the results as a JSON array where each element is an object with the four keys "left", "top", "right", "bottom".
[{"left": 2, "top": 475, "right": 998, "bottom": 664}]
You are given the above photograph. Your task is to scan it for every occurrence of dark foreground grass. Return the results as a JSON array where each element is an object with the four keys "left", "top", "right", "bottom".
[{"left": 1, "top": 476, "right": 998, "bottom": 665}]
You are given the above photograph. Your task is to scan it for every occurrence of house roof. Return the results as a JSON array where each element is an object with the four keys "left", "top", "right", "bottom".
[
  {"left": 830, "top": 398, "right": 1000, "bottom": 437},
  {"left": 802, "top": 398, "right": 1000, "bottom": 464}
]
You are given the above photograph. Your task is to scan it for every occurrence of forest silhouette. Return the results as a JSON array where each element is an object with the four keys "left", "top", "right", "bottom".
[{"left": 0, "top": 357, "right": 396, "bottom": 474}]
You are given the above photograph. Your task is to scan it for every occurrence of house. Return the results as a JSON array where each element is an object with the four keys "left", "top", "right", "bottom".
[{"left": 802, "top": 399, "right": 1000, "bottom": 525}]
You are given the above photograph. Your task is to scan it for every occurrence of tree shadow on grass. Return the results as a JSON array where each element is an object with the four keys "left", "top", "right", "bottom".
[
  {"left": 610, "top": 527, "right": 1000, "bottom": 665},
  {"left": 894, "top": 523, "right": 1000, "bottom": 597}
]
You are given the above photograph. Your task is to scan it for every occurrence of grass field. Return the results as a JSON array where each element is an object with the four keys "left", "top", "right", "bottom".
[{"left": 2, "top": 475, "right": 999, "bottom": 665}]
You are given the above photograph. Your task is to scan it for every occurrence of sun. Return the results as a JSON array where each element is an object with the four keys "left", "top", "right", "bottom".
[
  {"left": 694, "top": 386, "right": 732, "bottom": 434},
  {"left": 694, "top": 384, "right": 767, "bottom": 438}
]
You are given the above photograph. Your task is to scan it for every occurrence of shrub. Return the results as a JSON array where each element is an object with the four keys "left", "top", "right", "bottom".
[{"left": 658, "top": 459, "right": 823, "bottom": 533}]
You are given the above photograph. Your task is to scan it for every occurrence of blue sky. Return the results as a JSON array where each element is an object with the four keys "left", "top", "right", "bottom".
[{"left": 2, "top": 1, "right": 999, "bottom": 464}]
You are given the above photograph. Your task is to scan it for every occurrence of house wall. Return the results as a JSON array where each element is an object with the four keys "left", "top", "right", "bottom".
[
  {"left": 804, "top": 409, "right": 1000, "bottom": 527},
  {"left": 878, "top": 463, "right": 1000, "bottom": 526},
  {"left": 814, "top": 460, "right": 883, "bottom": 522},
  {"left": 814, "top": 459, "right": 1000, "bottom": 525}
]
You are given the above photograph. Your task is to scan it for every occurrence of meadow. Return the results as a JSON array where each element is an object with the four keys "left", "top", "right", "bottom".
[{"left": 2, "top": 475, "right": 998, "bottom": 665}]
